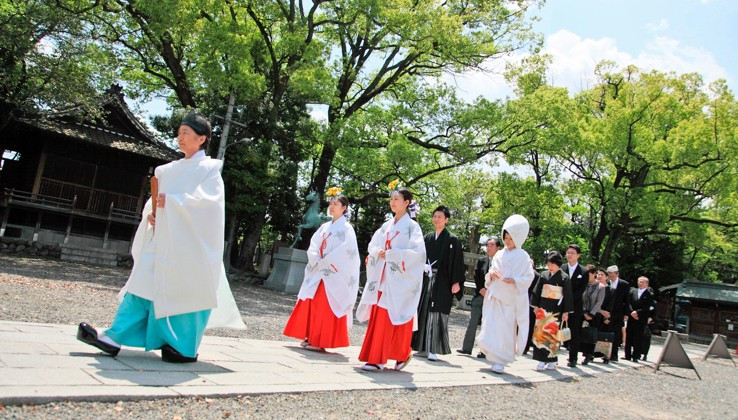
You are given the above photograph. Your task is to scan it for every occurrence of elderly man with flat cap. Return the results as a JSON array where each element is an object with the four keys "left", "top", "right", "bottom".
[
  {"left": 606, "top": 265, "right": 629, "bottom": 362},
  {"left": 77, "top": 112, "right": 245, "bottom": 363}
]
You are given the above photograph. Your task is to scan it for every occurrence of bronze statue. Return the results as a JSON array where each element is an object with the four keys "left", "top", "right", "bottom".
[{"left": 290, "top": 190, "right": 331, "bottom": 248}]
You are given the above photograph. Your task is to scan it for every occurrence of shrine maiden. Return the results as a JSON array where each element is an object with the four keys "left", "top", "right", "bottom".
[
  {"left": 283, "top": 187, "right": 361, "bottom": 350},
  {"left": 356, "top": 181, "right": 425, "bottom": 371}
]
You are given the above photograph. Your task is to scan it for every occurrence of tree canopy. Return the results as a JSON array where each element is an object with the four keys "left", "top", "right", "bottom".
[{"left": 4, "top": 0, "right": 737, "bottom": 288}]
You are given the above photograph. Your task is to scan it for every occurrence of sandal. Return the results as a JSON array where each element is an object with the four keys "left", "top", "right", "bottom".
[
  {"left": 360, "top": 363, "right": 384, "bottom": 371},
  {"left": 394, "top": 352, "right": 413, "bottom": 371},
  {"left": 305, "top": 345, "right": 325, "bottom": 352}
]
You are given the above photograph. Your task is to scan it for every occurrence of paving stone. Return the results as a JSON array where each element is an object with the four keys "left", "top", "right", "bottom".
[
  {"left": 0, "top": 320, "right": 694, "bottom": 405},
  {"left": 82, "top": 369, "right": 214, "bottom": 387},
  {"left": 0, "top": 368, "right": 102, "bottom": 386}
]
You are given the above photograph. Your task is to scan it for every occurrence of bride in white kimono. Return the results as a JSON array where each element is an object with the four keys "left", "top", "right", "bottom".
[{"left": 477, "top": 214, "right": 535, "bottom": 373}]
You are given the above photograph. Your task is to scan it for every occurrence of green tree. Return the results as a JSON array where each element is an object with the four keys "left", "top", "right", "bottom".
[
  {"left": 0, "top": 0, "right": 114, "bottom": 129},
  {"left": 309, "top": 0, "right": 542, "bottom": 197}
]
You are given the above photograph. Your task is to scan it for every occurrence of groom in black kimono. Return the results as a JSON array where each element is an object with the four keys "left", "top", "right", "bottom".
[{"left": 412, "top": 205, "right": 465, "bottom": 361}]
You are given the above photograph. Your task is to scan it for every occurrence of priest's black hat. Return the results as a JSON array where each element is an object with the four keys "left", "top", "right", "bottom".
[{"left": 180, "top": 112, "right": 212, "bottom": 139}]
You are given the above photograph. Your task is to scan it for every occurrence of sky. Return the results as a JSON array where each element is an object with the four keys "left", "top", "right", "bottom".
[
  {"left": 451, "top": 0, "right": 737, "bottom": 102},
  {"left": 138, "top": 0, "right": 738, "bottom": 122}
]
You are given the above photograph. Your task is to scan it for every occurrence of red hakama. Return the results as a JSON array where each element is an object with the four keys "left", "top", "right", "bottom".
[
  {"left": 358, "top": 292, "right": 413, "bottom": 365},
  {"left": 283, "top": 280, "right": 350, "bottom": 348}
]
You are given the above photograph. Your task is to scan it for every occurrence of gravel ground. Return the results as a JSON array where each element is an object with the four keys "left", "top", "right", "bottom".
[{"left": 1, "top": 254, "right": 737, "bottom": 419}]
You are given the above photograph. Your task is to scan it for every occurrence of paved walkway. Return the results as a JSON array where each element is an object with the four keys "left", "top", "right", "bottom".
[{"left": 0, "top": 320, "right": 710, "bottom": 404}]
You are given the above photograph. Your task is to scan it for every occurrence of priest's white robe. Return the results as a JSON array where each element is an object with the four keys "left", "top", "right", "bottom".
[
  {"left": 356, "top": 213, "right": 425, "bottom": 327},
  {"left": 297, "top": 217, "right": 361, "bottom": 328},
  {"left": 120, "top": 154, "right": 244, "bottom": 330}
]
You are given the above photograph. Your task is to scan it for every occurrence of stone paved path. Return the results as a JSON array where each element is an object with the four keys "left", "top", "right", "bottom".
[{"left": 0, "top": 320, "right": 710, "bottom": 404}]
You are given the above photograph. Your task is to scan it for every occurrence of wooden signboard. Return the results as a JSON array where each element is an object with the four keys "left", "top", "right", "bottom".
[
  {"left": 701, "top": 334, "right": 736, "bottom": 366},
  {"left": 654, "top": 331, "right": 701, "bottom": 380}
]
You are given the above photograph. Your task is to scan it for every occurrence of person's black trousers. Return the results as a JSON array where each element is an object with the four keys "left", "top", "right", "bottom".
[
  {"left": 625, "top": 319, "right": 646, "bottom": 360},
  {"left": 461, "top": 295, "right": 483, "bottom": 353},
  {"left": 567, "top": 310, "right": 583, "bottom": 363},
  {"left": 611, "top": 318, "right": 624, "bottom": 360}
]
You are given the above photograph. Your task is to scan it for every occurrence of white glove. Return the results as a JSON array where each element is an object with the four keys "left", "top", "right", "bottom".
[{"left": 424, "top": 264, "right": 432, "bottom": 275}]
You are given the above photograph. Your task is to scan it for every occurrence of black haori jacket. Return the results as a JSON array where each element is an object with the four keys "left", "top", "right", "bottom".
[{"left": 424, "top": 229, "right": 466, "bottom": 314}]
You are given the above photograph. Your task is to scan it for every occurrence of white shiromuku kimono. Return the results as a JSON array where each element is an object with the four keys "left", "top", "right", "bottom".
[
  {"left": 297, "top": 216, "right": 361, "bottom": 328},
  {"left": 120, "top": 154, "right": 245, "bottom": 330},
  {"left": 477, "top": 215, "right": 534, "bottom": 366},
  {"left": 356, "top": 213, "right": 425, "bottom": 328}
]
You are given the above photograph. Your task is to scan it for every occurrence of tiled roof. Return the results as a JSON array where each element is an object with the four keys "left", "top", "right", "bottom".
[
  {"left": 661, "top": 281, "right": 738, "bottom": 304},
  {"left": 23, "top": 118, "right": 180, "bottom": 161},
  {"left": 17, "top": 85, "right": 181, "bottom": 162}
]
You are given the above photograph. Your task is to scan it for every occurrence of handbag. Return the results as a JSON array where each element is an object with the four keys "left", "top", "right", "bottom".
[
  {"left": 596, "top": 331, "right": 614, "bottom": 342},
  {"left": 593, "top": 330, "right": 614, "bottom": 356},
  {"left": 581, "top": 324, "right": 598, "bottom": 344},
  {"left": 594, "top": 340, "right": 613, "bottom": 356},
  {"left": 556, "top": 319, "right": 571, "bottom": 342}
]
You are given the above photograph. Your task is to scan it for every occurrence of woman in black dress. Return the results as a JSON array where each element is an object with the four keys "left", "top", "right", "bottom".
[
  {"left": 581, "top": 265, "right": 606, "bottom": 365},
  {"left": 530, "top": 251, "right": 573, "bottom": 371},
  {"left": 594, "top": 268, "right": 614, "bottom": 363}
]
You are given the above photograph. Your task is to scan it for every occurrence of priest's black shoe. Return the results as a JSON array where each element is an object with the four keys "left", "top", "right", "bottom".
[
  {"left": 456, "top": 349, "right": 472, "bottom": 355},
  {"left": 77, "top": 322, "right": 120, "bottom": 356},
  {"left": 476, "top": 352, "right": 486, "bottom": 359},
  {"left": 567, "top": 360, "right": 577, "bottom": 368},
  {"left": 161, "top": 344, "right": 198, "bottom": 363}
]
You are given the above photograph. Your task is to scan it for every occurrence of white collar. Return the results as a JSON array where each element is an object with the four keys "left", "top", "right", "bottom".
[
  {"left": 567, "top": 262, "right": 578, "bottom": 272},
  {"left": 186, "top": 150, "right": 206, "bottom": 160},
  {"left": 329, "top": 216, "right": 346, "bottom": 231}
]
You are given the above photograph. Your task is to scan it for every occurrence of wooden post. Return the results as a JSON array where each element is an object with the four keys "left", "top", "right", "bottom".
[
  {"left": 0, "top": 191, "right": 10, "bottom": 237},
  {"left": 64, "top": 195, "right": 77, "bottom": 244},
  {"left": 136, "top": 173, "right": 148, "bottom": 215},
  {"left": 32, "top": 145, "right": 47, "bottom": 196},
  {"left": 0, "top": 207, "right": 9, "bottom": 237},
  {"left": 33, "top": 212, "right": 42, "bottom": 242},
  {"left": 103, "top": 202, "right": 113, "bottom": 249}
]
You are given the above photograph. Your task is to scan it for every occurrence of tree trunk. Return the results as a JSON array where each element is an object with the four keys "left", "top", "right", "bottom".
[
  {"left": 600, "top": 224, "right": 624, "bottom": 267},
  {"left": 216, "top": 92, "right": 236, "bottom": 160},
  {"left": 311, "top": 142, "right": 336, "bottom": 197},
  {"left": 237, "top": 214, "right": 266, "bottom": 273},
  {"left": 589, "top": 199, "right": 610, "bottom": 263},
  {"left": 0, "top": 101, "right": 12, "bottom": 131},
  {"left": 469, "top": 224, "right": 480, "bottom": 254},
  {"left": 224, "top": 212, "right": 238, "bottom": 270}
]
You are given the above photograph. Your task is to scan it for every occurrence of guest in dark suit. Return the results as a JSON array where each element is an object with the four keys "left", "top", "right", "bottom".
[
  {"left": 606, "top": 265, "right": 629, "bottom": 362},
  {"left": 562, "top": 244, "right": 587, "bottom": 367},
  {"left": 624, "top": 276, "right": 655, "bottom": 362},
  {"left": 458, "top": 237, "right": 501, "bottom": 358},
  {"left": 642, "top": 287, "right": 657, "bottom": 360}
]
